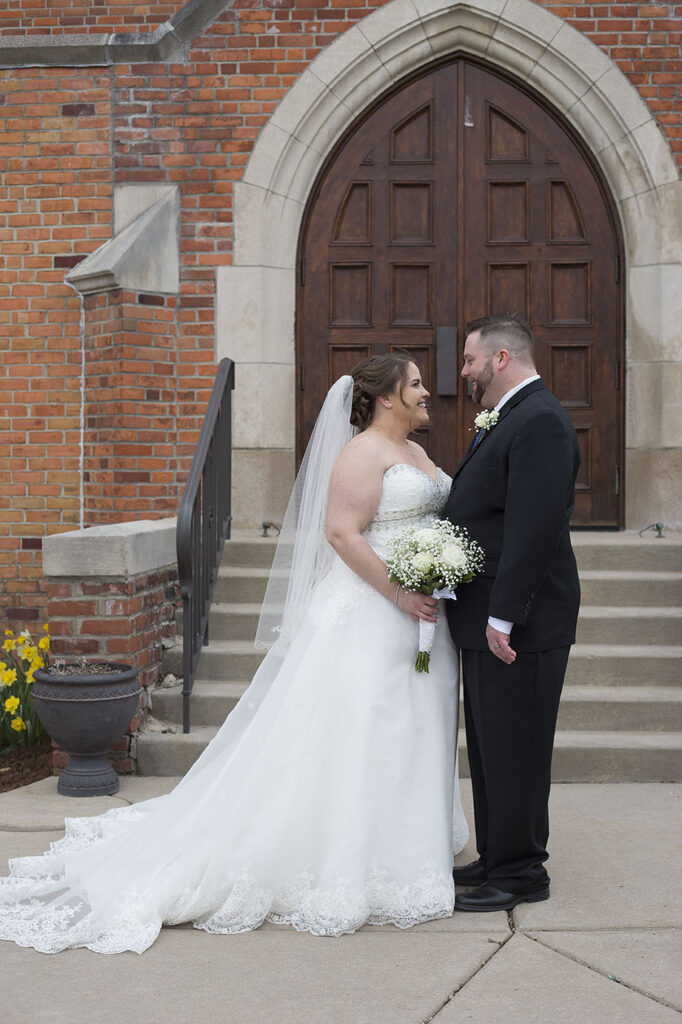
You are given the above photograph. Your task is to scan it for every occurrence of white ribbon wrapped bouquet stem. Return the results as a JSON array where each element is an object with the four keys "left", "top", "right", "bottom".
[{"left": 416, "top": 587, "right": 457, "bottom": 673}]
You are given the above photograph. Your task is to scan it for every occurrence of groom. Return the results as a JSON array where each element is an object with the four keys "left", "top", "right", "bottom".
[{"left": 445, "top": 312, "right": 581, "bottom": 912}]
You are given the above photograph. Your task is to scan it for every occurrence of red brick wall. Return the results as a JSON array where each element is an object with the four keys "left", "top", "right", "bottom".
[
  {"left": 83, "top": 289, "right": 180, "bottom": 524},
  {"left": 539, "top": 1, "right": 681, "bottom": 161},
  {"left": 47, "top": 564, "right": 178, "bottom": 773},
  {"left": 1, "top": 3, "right": 680, "bottom": 162},
  {"left": 0, "top": 1, "right": 186, "bottom": 36},
  {"left": 0, "top": 69, "right": 112, "bottom": 627},
  {"left": 0, "top": 0, "right": 679, "bottom": 631}
]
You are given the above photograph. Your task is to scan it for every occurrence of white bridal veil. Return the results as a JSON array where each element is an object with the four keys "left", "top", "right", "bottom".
[{"left": 255, "top": 373, "right": 356, "bottom": 651}]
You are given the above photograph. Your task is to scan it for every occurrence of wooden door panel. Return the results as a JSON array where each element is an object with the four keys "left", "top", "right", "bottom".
[
  {"left": 299, "top": 63, "right": 459, "bottom": 472},
  {"left": 462, "top": 62, "right": 622, "bottom": 525},
  {"left": 487, "top": 262, "right": 531, "bottom": 320},
  {"left": 333, "top": 182, "right": 372, "bottom": 242},
  {"left": 298, "top": 57, "right": 623, "bottom": 526},
  {"left": 548, "top": 180, "right": 587, "bottom": 241},
  {"left": 390, "top": 182, "right": 433, "bottom": 243}
]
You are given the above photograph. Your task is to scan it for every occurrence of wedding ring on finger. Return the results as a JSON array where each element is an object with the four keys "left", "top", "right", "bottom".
[{"left": 492, "top": 642, "right": 501, "bottom": 649}]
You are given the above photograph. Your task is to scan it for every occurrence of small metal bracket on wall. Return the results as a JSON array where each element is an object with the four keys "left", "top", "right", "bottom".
[
  {"left": 261, "top": 521, "right": 281, "bottom": 538},
  {"left": 638, "top": 522, "right": 665, "bottom": 538}
]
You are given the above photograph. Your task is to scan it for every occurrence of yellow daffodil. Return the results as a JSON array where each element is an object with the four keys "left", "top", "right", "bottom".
[
  {"left": 38, "top": 636, "right": 50, "bottom": 651},
  {"left": 26, "top": 668, "right": 35, "bottom": 685},
  {"left": 21, "top": 644, "right": 37, "bottom": 662},
  {"left": 2, "top": 638, "right": 16, "bottom": 652},
  {"left": 4, "top": 695, "right": 20, "bottom": 715},
  {"left": 1, "top": 668, "right": 17, "bottom": 686},
  {"left": 4, "top": 628, "right": 14, "bottom": 636},
  {"left": 31, "top": 657, "right": 44, "bottom": 673},
  {"left": 11, "top": 717, "right": 26, "bottom": 732},
  {"left": 42, "top": 623, "right": 49, "bottom": 632}
]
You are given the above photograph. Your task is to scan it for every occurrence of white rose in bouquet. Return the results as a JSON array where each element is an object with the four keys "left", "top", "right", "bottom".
[
  {"left": 412, "top": 528, "right": 439, "bottom": 548},
  {"left": 442, "top": 542, "right": 468, "bottom": 572},
  {"left": 412, "top": 551, "right": 434, "bottom": 573}
]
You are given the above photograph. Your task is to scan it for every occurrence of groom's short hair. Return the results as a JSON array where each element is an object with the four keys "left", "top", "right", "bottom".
[{"left": 466, "top": 312, "right": 535, "bottom": 367}]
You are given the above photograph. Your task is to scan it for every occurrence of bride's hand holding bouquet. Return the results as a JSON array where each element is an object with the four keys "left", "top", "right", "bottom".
[{"left": 387, "top": 521, "right": 485, "bottom": 672}]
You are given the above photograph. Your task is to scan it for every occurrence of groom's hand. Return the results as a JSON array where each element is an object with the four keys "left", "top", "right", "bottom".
[{"left": 486, "top": 624, "right": 516, "bottom": 664}]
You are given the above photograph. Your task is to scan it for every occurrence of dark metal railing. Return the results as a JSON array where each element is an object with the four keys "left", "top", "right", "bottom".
[{"left": 176, "top": 358, "right": 235, "bottom": 733}]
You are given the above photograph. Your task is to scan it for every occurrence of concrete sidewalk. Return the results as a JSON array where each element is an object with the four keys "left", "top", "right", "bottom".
[{"left": 0, "top": 778, "right": 680, "bottom": 1024}]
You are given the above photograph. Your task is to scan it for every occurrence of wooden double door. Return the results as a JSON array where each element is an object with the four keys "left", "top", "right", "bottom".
[{"left": 297, "top": 58, "right": 624, "bottom": 526}]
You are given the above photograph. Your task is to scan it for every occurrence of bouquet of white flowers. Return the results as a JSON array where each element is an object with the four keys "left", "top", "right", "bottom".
[{"left": 386, "top": 520, "right": 485, "bottom": 672}]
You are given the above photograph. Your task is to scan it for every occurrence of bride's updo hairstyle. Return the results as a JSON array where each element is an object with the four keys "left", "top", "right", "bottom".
[{"left": 349, "top": 353, "right": 413, "bottom": 431}]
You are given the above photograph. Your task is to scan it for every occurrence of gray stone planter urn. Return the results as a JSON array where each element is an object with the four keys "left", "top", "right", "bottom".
[{"left": 32, "top": 663, "right": 140, "bottom": 797}]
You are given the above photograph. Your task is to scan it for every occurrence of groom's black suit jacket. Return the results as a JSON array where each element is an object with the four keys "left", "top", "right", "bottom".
[{"left": 445, "top": 379, "right": 581, "bottom": 653}]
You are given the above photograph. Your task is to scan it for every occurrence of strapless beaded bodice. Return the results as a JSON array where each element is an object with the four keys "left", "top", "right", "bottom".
[
  {"left": 318, "top": 463, "right": 452, "bottom": 624},
  {"left": 363, "top": 463, "right": 452, "bottom": 558}
]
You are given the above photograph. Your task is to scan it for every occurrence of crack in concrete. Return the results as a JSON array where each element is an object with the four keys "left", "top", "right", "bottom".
[
  {"left": 422, "top": 928, "right": 514, "bottom": 1023},
  {"left": 527, "top": 932, "right": 682, "bottom": 1013}
]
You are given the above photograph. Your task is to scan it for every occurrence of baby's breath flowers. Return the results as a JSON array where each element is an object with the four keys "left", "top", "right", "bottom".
[
  {"left": 387, "top": 521, "right": 485, "bottom": 672},
  {"left": 0, "top": 626, "right": 48, "bottom": 751}
]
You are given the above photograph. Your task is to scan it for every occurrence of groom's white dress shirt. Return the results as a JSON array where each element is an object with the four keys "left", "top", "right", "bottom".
[{"left": 486, "top": 375, "right": 541, "bottom": 637}]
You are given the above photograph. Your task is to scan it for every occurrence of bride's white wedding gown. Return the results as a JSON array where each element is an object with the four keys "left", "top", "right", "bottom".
[{"left": 0, "top": 463, "right": 468, "bottom": 953}]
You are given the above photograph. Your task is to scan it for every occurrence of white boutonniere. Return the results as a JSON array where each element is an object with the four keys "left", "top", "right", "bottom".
[{"left": 473, "top": 409, "right": 499, "bottom": 433}]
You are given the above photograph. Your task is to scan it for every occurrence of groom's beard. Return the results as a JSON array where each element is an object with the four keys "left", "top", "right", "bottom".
[{"left": 471, "top": 359, "right": 495, "bottom": 407}]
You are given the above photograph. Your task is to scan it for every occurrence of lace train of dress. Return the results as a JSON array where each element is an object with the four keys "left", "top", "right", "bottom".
[{"left": 0, "top": 464, "right": 468, "bottom": 953}]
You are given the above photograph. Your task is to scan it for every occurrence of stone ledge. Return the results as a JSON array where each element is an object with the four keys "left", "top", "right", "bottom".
[
  {"left": 43, "top": 518, "right": 177, "bottom": 579},
  {"left": 67, "top": 188, "right": 179, "bottom": 296},
  {"left": 0, "top": 0, "right": 231, "bottom": 67}
]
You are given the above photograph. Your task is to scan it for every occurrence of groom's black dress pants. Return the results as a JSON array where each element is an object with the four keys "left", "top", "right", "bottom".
[{"left": 461, "top": 646, "right": 569, "bottom": 893}]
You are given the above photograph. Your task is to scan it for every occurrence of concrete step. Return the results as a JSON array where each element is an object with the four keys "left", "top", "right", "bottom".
[
  {"left": 152, "top": 680, "right": 249, "bottom": 727},
  {"left": 163, "top": 639, "right": 265, "bottom": 681},
  {"left": 213, "top": 566, "right": 271, "bottom": 604},
  {"left": 162, "top": 639, "right": 680, "bottom": 690},
  {"left": 154, "top": 680, "right": 682, "bottom": 733},
  {"left": 578, "top": 571, "right": 682, "bottom": 607},
  {"left": 548, "top": 731, "right": 682, "bottom": 783},
  {"left": 575, "top": 607, "right": 682, "bottom": 646},
  {"left": 571, "top": 532, "right": 682, "bottom": 572},
  {"left": 556, "top": 686, "right": 682, "bottom": 732},
  {"left": 177, "top": 604, "right": 262, "bottom": 643},
  {"left": 219, "top": 531, "right": 682, "bottom": 574},
  {"left": 220, "top": 535, "right": 277, "bottom": 569},
  {"left": 136, "top": 725, "right": 219, "bottom": 777},
  {"left": 206, "top": 567, "right": 682, "bottom": 611},
  {"left": 176, "top": 603, "right": 682, "bottom": 647},
  {"left": 136, "top": 725, "right": 682, "bottom": 783},
  {"left": 147, "top": 531, "right": 682, "bottom": 783},
  {"left": 565, "top": 645, "right": 682, "bottom": 687}
]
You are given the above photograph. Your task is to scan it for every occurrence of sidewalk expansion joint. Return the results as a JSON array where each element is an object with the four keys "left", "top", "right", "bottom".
[
  {"left": 517, "top": 923, "right": 682, "bottom": 932},
  {"left": 527, "top": 932, "right": 682, "bottom": 1013},
  {"left": 423, "top": 928, "right": 514, "bottom": 1023}
]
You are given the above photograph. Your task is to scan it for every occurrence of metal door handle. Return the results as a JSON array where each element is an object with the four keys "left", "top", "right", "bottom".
[{"left": 437, "top": 326, "right": 458, "bottom": 396}]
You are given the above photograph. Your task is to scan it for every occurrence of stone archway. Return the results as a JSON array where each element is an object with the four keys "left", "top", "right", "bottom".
[{"left": 217, "top": 0, "right": 681, "bottom": 530}]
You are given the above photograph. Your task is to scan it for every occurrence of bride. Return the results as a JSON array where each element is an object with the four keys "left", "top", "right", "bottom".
[{"left": 0, "top": 354, "right": 468, "bottom": 954}]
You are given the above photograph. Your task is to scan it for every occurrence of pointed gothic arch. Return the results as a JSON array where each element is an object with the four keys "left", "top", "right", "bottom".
[{"left": 218, "top": 0, "right": 680, "bottom": 529}]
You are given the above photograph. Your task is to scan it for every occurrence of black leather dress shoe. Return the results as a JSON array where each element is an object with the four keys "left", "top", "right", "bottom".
[
  {"left": 455, "top": 882, "right": 550, "bottom": 912},
  {"left": 452, "top": 858, "right": 487, "bottom": 886}
]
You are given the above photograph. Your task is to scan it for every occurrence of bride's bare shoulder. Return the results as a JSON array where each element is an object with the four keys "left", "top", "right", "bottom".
[{"left": 334, "top": 430, "right": 387, "bottom": 474}]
